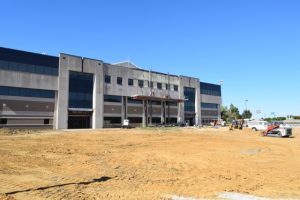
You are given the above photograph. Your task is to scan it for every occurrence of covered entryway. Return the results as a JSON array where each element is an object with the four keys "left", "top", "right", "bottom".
[{"left": 68, "top": 110, "right": 92, "bottom": 129}]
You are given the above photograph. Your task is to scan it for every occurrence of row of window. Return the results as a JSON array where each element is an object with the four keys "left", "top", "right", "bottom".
[
  {"left": 104, "top": 75, "right": 178, "bottom": 91},
  {"left": 103, "top": 95, "right": 178, "bottom": 106},
  {"left": 200, "top": 82, "right": 221, "bottom": 96},
  {"left": 0, "top": 86, "right": 55, "bottom": 98},
  {"left": 201, "top": 103, "right": 219, "bottom": 109},
  {"left": 0, "top": 60, "right": 58, "bottom": 76},
  {"left": 0, "top": 118, "right": 50, "bottom": 125}
]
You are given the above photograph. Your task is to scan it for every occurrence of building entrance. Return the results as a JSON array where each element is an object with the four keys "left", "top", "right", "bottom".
[
  {"left": 68, "top": 110, "right": 92, "bottom": 129},
  {"left": 68, "top": 116, "right": 91, "bottom": 129}
]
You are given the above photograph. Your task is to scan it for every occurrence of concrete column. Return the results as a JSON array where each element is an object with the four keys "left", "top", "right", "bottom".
[
  {"left": 55, "top": 54, "right": 82, "bottom": 129},
  {"left": 142, "top": 100, "right": 148, "bottom": 127},
  {"left": 195, "top": 80, "right": 201, "bottom": 126},
  {"left": 83, "top": 58, "right": 104, "bottom": 129},
  {"left": 177, "top": 77, "right": 185, "bottom": 123}
]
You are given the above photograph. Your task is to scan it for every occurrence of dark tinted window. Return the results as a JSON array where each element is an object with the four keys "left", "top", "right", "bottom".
[
  {"left": 128, "top": 117, "right": 142, "bottom": 123},
  {"left": 104, "top": 95, "right": 122, "bottom": 103},
  {"left": 44, "top": 119, "right": 50, "bottom": 124},
  {"left": 165, "top": 84, "right": 170, "bottom": 90},
  {"left": 127, "top": 97, "right": 143, "bottom": 104},
  {"left": 150, "top": 81, "right": 153, "bottom": 88},
  {"left": 105, "top": 75, "right": 111, "bottom": 84},
  {"left": 157, "top": 82, "right": 162, "bottom": 90},
  {"left": 117, "top": 77, "right": 122, "bottom": 85},
  {"left": 69, "top": 71, "right": 93, "bottom": 109},
  {"left": 0, "top": 47, "right": 58, "bottom": 76},
  {"left": 128, "top": 78, "right": 134, "bottom": 86},
  {"left": 174, "top": 85, "right": 178, "bottom": 91},
  {"left": 200, "top": 82, "right": 221, "bottom": 96},
  {"left": 0, "top": 86, "right": 55, "bottom": 98},
  {"left": 104, "top": 117, "right": 121, "bottom": 124},
  {"left": 138, "top": 80, "right": 144, "bottom": 87},
  {"left": 166, "top": 101, "right": 177, "bottom": 106},
  {"left": 0, "top": 118, "right": 7, "bottom": 124},
  {"left": 201, "top": 103, "right": 218, "bottom": 109},
  {"left": 184, "top": 87, "right": 195, "bottom": 112},
  {"left": 150, "top": 100, "right": 161, "bottom": 105}
]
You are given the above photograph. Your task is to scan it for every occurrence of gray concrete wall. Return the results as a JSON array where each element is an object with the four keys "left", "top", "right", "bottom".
[{"left": 0, "top": 69, "right": 58, "bottom": 90}]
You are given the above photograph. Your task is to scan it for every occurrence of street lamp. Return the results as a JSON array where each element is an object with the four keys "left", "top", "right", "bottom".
[{"left": 219, "top": 80, "right": 224, "bottom": 121}]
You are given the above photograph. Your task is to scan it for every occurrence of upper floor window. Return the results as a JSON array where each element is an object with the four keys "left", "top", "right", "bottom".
[
  {"left": 173, "top": 85, "right": 178, "bottom": 91},
  {"left": 165, "top": 84, "right": 170, "bottom": 90},
  {"left": 138, "top": 80, "right": 144, "bottom": 88},
  {"left": 117, "top": 77, "right": 122, "bottom": 85},
  {"left": 104, "top": 95, "right": 122, "bottom": 103},
  {"left": 157, "top": 82, "right": 162, "bottom": 90},
  {"left": 105, "top": 75, "right": 111, "bottom": 84},
  {"left": 0, "top": 86, "right": 55, "bottom": 99},
  {"left": 150, "top": 81, "right": 154, "bottom": 88},
  {"left": 200, "top": 82, "right": 221, "bottom": 96},
  {"left": 128, "top": 78, "right": 134, "bottom": 86}
]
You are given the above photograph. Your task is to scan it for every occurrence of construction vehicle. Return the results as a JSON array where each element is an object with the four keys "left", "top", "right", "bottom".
[
  {"left": 229, "top": 119, "right": 244, "bottom": 130},
  {"left": 262, "top": 122, "right": 292, "bottom": 137}
]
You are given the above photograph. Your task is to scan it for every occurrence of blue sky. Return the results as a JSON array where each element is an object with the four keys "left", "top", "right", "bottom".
[{"left": 1, "top": 0, "right": 299, "bottom": 118}]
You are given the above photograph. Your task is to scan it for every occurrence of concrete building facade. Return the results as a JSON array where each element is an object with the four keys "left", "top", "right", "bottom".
[{"left": 0, "top": 47, "right": 222, "bottom": 129}]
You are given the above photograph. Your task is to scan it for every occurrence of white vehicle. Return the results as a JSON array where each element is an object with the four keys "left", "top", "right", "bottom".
[{"left": 247, "top": 121, "right": 269, "bottom": 131}]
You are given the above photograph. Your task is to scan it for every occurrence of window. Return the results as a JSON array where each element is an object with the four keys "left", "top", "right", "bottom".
[
  {"left": 44, "top": 119, "right": 50, "bottom": 125},
  {"left": 104, "top": 95, "right": 122, "bottom": 103},
  {"left": 174, "top": 85, "right": 178, "bottom": 91},
  {"left": 0, "top": 47, "right": 59, "bottom": 76},
  {"left": 128, "top": 78, "right": 134, "bottom": 86},
  {"left": 157, "top": 82, "right": 162, "bottom": 90},
  {"left": 104, "top": 117, "right": 121, "bottom": 124},
  {"left": 201, "top": 103, "right": 218, "bottom": 109},
  {"left": 0, "top": 86, "right": 55, "bottom": 98},
  {"left": 69, "top": 71, "right": 94, "bottom": 109},
  {"left": 166, "top": 101, "right": 177, "bottom": 106},
  {"left": 184, "top": 87, "right": 195, "bottom": 112},
  {"left": 117, "top": 77, "right": 122, "bottom": 85},
  {"left": 150, "top": 81, "right": 154, "bottom": 88},
  {"left": 127, "top": 97, "right": 143, "bottom": 104},
  {"left": 138, "top": 80, "right": 144, "bottom": 88},
  {"left": 105, "top": 75, "right": 111, "bottom": 84},
  {"left": 200, "top": 82, "right": 221, "bottom": 96},
  {"left": 0, "top": 118, "right": 7, "bottom": 124},
  {"left": 150, "top": 100, "right": 161, "bottom": 105},
  {"left": 128, "top": 117, "right": 142, "bottom": 123},
  {"left": 165, "top": 84, "right": 170, "bottom": 90}
]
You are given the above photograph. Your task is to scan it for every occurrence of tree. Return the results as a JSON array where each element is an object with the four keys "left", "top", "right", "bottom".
[
  {"left": 222, "top": 104, "right": 241, "bottom": 123},
  {"left": 241, "top": 110, "right": 252, "bottom": 119}
]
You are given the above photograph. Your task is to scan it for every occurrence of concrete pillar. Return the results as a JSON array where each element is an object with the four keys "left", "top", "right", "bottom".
[
  {"left": 83, "top": 58, "right": 104, "bottom": 129},
  {"left": 55, "top": 54, "right": 81, "bottom": 129},
  {"left": 177, "top": 77, "right": 185, "bottom": 123},
  {"left": 142, "top": 100, "right": 148, "bottom": 127},
  {"left": 195, "top": 80, "right": 201, "bottom": 126}
]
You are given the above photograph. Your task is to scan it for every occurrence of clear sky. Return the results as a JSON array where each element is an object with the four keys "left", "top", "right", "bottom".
[{"left": 1, "top": 0, "right": 299, "bottom": 118}]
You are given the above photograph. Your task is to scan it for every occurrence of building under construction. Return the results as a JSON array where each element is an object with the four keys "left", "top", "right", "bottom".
[{"left": 0, "top": 47, "right": 222, "bottom": 129}]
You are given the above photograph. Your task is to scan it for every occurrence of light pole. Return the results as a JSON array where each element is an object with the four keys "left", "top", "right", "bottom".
[
  {"left": 219, "top": 80, "right": 224, "bottom": 121},
  {"left": 245, "top": 99, "right": 248, "bottom": 111}
]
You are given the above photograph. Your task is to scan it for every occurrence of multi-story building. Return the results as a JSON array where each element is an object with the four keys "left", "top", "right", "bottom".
[{"left": 0, "top": 47, "right": 222, "bottom": 129}]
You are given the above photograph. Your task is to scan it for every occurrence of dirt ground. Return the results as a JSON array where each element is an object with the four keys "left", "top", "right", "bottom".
[{"left": 0, "top": 127, "right": 300, "bottom": 200}]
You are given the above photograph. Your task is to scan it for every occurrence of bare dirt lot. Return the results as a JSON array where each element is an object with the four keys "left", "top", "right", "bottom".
[{"left": 0, "top": 127, "right": 300, "bottom": 200}]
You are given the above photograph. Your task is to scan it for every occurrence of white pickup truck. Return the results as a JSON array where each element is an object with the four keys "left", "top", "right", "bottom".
[{"left": 247, "top": 121, "right": 269, "bottom": 131}]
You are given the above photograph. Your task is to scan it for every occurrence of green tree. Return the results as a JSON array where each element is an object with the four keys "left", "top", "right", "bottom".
[
  {"left": 225, "top": 104, "right": 241, "bottom": 122},
  {"left": 241, "top": 110, "right": 252, "bottom": 119}
]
